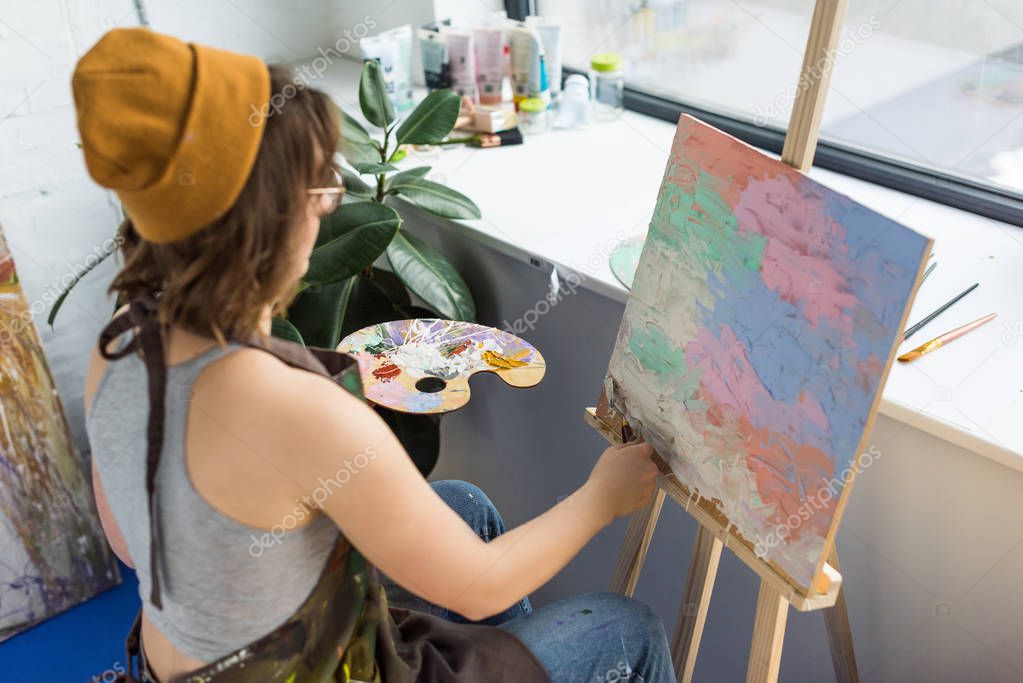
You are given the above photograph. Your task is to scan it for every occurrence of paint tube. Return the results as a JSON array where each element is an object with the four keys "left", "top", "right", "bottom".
[
  {"left": 473, "top": 26, "right": 510, "bottom": 106},
  {"left": 445, "top": 29, "right": 477, "bottom": 101},
  {"left": 361, "top": 25, "right": 414, "bottom": 113},
  {"left": 527, "top": 18, "right": 562, "bottom": 97},
  {"left": 418, "top": 27, "right": 451, "bottom": 91},
  {"left": 508, "top": 23, "right": 534, "bottom": 103},
  {"left": 529, "top": 36, "right": 550, "bottom": 107}
]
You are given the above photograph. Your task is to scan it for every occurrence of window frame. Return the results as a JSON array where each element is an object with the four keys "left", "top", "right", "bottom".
[{"left": 506, "top": 1, "right": 1023, "bottom": 228}]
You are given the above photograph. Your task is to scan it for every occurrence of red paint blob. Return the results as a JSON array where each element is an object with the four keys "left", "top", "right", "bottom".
[{"left": 373, "top": 363, "right": 401, "bottom": 380}]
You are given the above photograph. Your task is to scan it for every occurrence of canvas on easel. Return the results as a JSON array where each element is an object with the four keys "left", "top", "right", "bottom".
[{"left": 601, "top": 114, "right": 932, "bottom": 594}]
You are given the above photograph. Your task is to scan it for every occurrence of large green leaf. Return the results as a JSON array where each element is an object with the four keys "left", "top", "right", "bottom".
[
  {"left": 369, "top": 267, "right": 411, "bottom": 308},
  {"left": 384, "top": 166, "right": 431, "bottom": 191},
  {"left": 339, "top": 110, "right": 379, "bottom": 166},
  {"left": 352, "top": 162, "right": 399, "bottom": 175},
  {"left": 271, "top": 317, "right": 305, "bottom": 345},
  {"left": 306, "top": 202, "right": 401, "bottom": 284},
  {"left": 386, "top": 231, "right": 475, "bottom": 321},
  {"left": 336, "top": 275, "right": 402, "bottom": 342},
  {"left": 286, "top": 278, "right": 353, "bottom": 349},
  {"left": 359, "top": 60, "right": 395, "bottom": 128},
  {"left": 395, "top": 89, "right": 460, "bottom": 146},
  {"left": 340, "top": 109, "right": 373, "bottom": 146},
  {"left": 314, "top": 201, "right": 399, "bottom": 247},
  {"left": 290, "top": 271, "right": 403, "bottom": 350},
  {"left": 340, "top": 167, "right": 373, "bottom": 200},
  {"left": 388, "top": 177, "right": 481, "bottom": 219}
]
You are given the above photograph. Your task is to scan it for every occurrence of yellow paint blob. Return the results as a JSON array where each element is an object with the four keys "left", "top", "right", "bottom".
[{"left": 483, "top": 350, "right": 529, "bottom": 369}]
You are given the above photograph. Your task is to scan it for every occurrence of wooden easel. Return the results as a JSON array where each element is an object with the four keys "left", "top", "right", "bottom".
[{"left": 587, "top": 2, "right": 864, "bottom": 681}]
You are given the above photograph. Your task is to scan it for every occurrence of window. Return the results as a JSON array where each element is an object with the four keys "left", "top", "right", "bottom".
[{"left": 528, "top": 0, "right": 1023, "bottom": 223}]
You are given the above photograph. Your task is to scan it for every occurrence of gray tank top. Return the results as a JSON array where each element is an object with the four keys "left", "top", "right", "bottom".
[{"left": 87, "top": 342, "right": 339, "bottom": 662}]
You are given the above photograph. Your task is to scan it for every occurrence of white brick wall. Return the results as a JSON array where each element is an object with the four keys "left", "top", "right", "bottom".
[
  {"left": 0, "top": 0, "right": 139, "bottom": 451},
  {"left": 0, "top": 0, "right": 443, "bottom": 452}
]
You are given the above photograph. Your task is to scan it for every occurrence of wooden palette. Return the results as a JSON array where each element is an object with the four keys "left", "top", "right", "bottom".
[{"left": 337, "top": 319, "right": 546, "bottom": 414}]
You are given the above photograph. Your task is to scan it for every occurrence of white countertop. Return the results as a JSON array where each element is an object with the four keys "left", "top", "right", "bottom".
[{"left": 312, "top": 57, "right": 1023, "bottom": 473}]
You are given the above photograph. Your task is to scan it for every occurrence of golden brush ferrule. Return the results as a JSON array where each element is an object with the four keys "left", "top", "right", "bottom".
[{"left": 898, "top": 338, "right": 943, "bottom": 362}]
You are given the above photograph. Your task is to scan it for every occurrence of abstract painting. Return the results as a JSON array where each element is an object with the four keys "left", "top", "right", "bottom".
[
  {"left": 0, "top": 228, "right": 120, "bottom": 641},
  {"left": 338, "top": 319, "right": 545, "bottom": 414},
  {"left": 603, "top": 116, "right": 931, "bottom": 591}
]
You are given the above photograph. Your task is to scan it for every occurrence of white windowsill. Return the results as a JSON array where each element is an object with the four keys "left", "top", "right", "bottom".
[{"left": 309, "top": 56, "right": 1023, "bottom": 474}]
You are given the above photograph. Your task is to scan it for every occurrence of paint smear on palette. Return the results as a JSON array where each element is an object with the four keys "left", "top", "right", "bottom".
[
  {"left": 338, "top": 319, "right": 546, "bottom": 413},
  {"left": 604, "top": 116, "right": 931, "bottom": 591}
]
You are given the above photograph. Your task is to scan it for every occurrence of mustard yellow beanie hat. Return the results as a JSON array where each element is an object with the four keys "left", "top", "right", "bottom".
[{"left": 72, "top": 28, "right": 271, "bottom": 243}]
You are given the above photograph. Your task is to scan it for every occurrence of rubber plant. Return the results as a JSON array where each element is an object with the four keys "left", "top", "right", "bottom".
[{"left": 275, "top": 60, "right": 481, "bottom": 475}]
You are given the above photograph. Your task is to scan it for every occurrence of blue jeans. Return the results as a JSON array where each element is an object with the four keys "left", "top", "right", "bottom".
[{"left": 382, "top": 480, "right": 676, "bottom": 683}]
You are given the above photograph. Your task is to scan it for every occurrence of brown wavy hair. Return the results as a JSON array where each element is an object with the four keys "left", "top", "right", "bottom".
[{"left": 109, "top": 65, "right": 339, "bottom": 342}]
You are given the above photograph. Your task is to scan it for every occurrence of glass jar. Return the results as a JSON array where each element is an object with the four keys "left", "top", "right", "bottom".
[
  {"left": 590, "top": 53, "right": 624, "bottom": 121},
  {"left": 518, "top": 97, "right": 549, "bottom": 135}
]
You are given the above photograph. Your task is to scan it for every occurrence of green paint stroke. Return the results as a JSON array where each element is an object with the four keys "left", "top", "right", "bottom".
[
  {"left": 629, "top": 324, "right": 684, "bottom": 374},
  {"left": 651, "top": 170, "right": 766, "bottom": 279},
  {"left": 629, "top": 324, "right": 701, "bottom": 402}
]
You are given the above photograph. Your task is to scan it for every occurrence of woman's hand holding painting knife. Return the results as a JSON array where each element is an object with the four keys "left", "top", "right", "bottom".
[{"left": 585, "top": 439, "right": 660, "bottom": 523}]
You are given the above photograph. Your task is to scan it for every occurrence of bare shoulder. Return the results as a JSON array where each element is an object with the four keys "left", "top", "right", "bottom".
[
  {"left": 199, "top": 347, "right": 368, "bottom": 419},
  {"left": 194, "top": 347, "right": 389, "bottom": 458},
  {"left": 185, "top": 347, "right": 393, "bottom": 526}
]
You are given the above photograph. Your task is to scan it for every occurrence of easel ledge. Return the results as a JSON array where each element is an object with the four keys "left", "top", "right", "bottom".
[{"left": 584, "top": 407, "right": 842, "bottom": 612}]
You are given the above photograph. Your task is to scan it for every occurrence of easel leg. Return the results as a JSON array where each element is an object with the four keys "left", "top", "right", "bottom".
[
  {"left": 672, "top": 526, "right": 724, "bottom": 682},
  {"left": 609, "top": 489, "right": 666, "bottom": 596},
  {"left": 823, "top": 547, "right": 859, "bottom": 683},
  {"left": 746, "top": 580, "right": 789, "bottom": 683}
]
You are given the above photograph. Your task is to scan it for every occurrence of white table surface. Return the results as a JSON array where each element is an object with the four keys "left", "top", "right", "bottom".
[{"left": 313, "top": 57, "right": 1023, "bottom": 473}]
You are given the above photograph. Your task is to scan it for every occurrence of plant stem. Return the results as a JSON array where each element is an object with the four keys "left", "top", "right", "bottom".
[{"left": 377, "top": 125, "right": 391, "bottom": 203}]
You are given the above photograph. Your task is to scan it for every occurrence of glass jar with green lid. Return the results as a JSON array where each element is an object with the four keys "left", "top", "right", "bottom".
[
  {"left": 590, "top": 52, "right": 624, "bottom": 121},
  {"left": 518, "top": 97, "right": 549, "bottom": 135}
]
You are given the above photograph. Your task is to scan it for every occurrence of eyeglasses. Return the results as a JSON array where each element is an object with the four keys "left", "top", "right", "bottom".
[{"left": 308, "top": 171, "right": 346, "bottom": 214}]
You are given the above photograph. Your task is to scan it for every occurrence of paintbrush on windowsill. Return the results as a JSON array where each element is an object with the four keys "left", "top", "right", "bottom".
[
  {"left": 436, "top": 128, "right": 524, "bottom": 149},
  {"left": 898, "top": 313, "right": 997, "bottom": 362}
]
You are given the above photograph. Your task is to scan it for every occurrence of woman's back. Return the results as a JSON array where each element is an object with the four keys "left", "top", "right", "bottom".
[{"left": 87, "top": 337, "right": 338, "bottom": 662}]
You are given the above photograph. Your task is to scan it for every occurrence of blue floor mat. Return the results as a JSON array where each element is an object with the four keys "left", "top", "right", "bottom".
[{"left": 1, "top": 561, "right": 139, "bottom": 683}]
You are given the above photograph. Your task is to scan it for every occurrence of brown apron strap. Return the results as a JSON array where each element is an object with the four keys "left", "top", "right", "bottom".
[
  {"left": 114, "top": 608, "right": 144, "bottom": 682},
  {"left": 238, "top": 329, "right": 357, "bottom": 379},
  {"left": 99, "top": 295, "right": 168, "bottom": 610}
]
